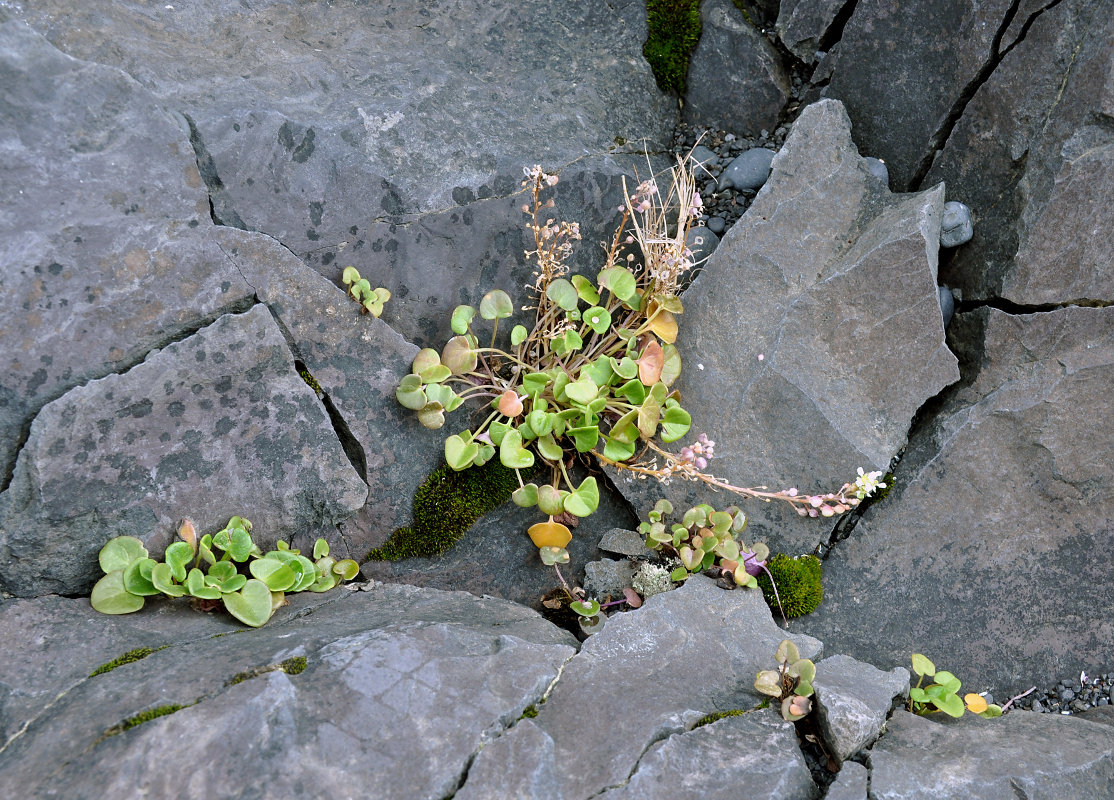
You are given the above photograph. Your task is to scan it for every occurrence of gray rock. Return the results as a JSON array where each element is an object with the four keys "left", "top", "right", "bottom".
[
  {"left": 798, "top": 306, "right": 1114, "bottom": 691},
  {"left": 0, "top": 305, "right": 368, "bottom": 597},
  {"left": 863, "top": 157, "right": 890, "bottom": 187},
  {"left": 0, "top": 583, "right": 577, "bottom": 800},
  {"left": 0, "top": 21, "right": 256, "bottom": 483},
  {"left": 455, "top": 576, "right": 822, "bottom": 799},
  {"left": 776, "top": 0, "right": 848, "bottom": 63},
  {"left": 937, "top": 286, "right": 955, "bottom": 327},
  {"left": 719, "top": 147, "right": 777, "bottom": 191},
  {"left": 212, "top": 227, "right": 445, "bottom": 560},
  {"left": 940, "top": 200, "right": 974, "bottom": 247},
  {"left": 927, "top": 0, "right": 1112, "bottom": 303},
  {"left": 685, "top": 224, "right": 720, "bottom": 270},
  {"left": 683, "top": 0, "right": 791, "bottom": 137},
  {"left": 823, "top": 0, "right": 1026, "bottom": 190},
  {"left": 598, "top": 528, "right": 652, "bottom": 559},
  {"left": 611, "top": 100, "right": 959, "bottom": 554},
  {"left": 824, "top": 760, "right": 869, "bottom": 800},
  {"left": 706, "top": 215, "right": 727, "bottom": 234},
  {"left": 582, "top": 559, "right": 636, "bottom": 601},
  {"left": 12, "top": 0, "right": 673, "bottom": 349},
  {"left": 688, "top": 145, "right": 719, "bottom": 170},
  {"left": 595, "top": 711, "right": 818, "bottom": 800},
  {"left": 812, "top": 654, "right": 909, "bottom": 765},
  {"left": 869, "top": 710, "right": 1114, "bottom": 799}
]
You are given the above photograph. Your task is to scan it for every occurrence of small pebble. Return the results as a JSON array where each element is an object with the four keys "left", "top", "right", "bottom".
[
  {"left": 940, "top": 200, "right": 974, "bottom": 247},
  {"left": 707, "top": 216, "right": 726, "bottom": 235},
  {"left": 719, "top": 148, "right": 776, "bottom": 192},
  {"left": 937, "top": 286, "right": 955, "bottom": 328},
  {"left": 863, "top": 157, "right": 889, "bottom": 187},
  {"left": 686, "top": 225, "right": 720, "bottom": 267},
  {"left": 688, "top": 145, "right": 718, "bottom": 171}
]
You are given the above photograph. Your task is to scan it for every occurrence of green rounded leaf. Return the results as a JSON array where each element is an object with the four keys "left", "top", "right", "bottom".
[
  {"left": 536, "top": 432, "right": 564, "bottom": 462},
  {"left": 289, "top": 555, "right": 319, "bottom": 592},
  {"left": 551, "top": 329, "right": 583, "bottom": 356},
  {"left": 417, "top": 402, "right": 446, "bottom": 429},
  {"left": 480, "top": 289, "right": 514, "bottom": 319},
  {"left": 776, "top": 640, "right": 801, "bottom": 665},
  {"left": 566, "top": 425, "right": 600, "bottom": 453},
  {"left": 537, "top": 485, "right": 565, "bottom": 516},
  {"left": 610, "top": 357, "right": 639, "bottom": 380},
  {"left": 313, "top": 539, "right": 329, "bottom": 559},
  {"left": 598, "top": 266, "right": 637, "bottom": 301},
  {"left": 341, "top": 266, "right": 361, "bottom": 286},
  {"left": 98, "top": 537, "right": 148, "bottom": 574},
  {"left": 539, "top": 546, "right": 570, "bottom": 566},
  {"left": 451, "top": 305, "right": 476, "bottom": 334},
  {"left": 545, "top": 279, "right": 579, "bottom": 311},
  {"left": 510, "top": 324, "right": 528, "bottom": 346},
  {"left": 563, "top": 476, "right": 599, "bottom": 517},
  {"left": 122, "top": 557, "right": 160, "bottom": 596},
  {"left": 526, "top": 409, "right": 554, "bottom": 438},
  {"left": 754, "top": 669, "right": 782, "bottom": 697},
  {"left": 186, "top": 567, "right": 221, "bottom": 600},
  {"left": 151, "top": 562, "right": 186, "bottom": 598},
  {"left": 396, "top": 374, "right": 428, "bottom": 411},
  {"left": 412, "top": 348, "right": 441, "bottom": 376},
  {"left": 445, "top": 434, "right": 480, "bottom": 471},
  {"left": 512, "top": 484, "right": 539, "bottom": 508},
  {"left": 933, "top": 692, "right": 965, "bottom": 717},
  {"left": 222, "top": 579, "right": 275, "bottom": 627},
  {"left": 564, "top": 375, "right": 599, "bottom": 405},
  {"left": 164, "top": 541, "right": 194, "bottom": 583},
  {"left": 660, "top": 344, "right": 682, "bottom": 386},
  {"left": 659, "top": 403, "right": 692, "bottom": 443},
  {"left": 249, "top": 558, "right": 297, "bottom": 592},
  {"left": 911, "top": 654, "right": 935, "bottom": 677},
  {"left": 90, "top": 570, "right": 146, "bottom": 615},
  {"left": 602, "top": 435, "right": 636, "bottom": 462},
  {"left": 333, "top": 559, "right": 360, "bottom": 581},
  {"left": 226, "top": 527, "right": 254, "bottom": 562},
  {"left": 571, "top": 274, "right": 600, "bottom": 305},
  {"left": 570, "top": 599, "right": 601, "bottom": 618},
  {"left": 583, "top": 306, "right": 612, "bottom": 335},
  {"left": 499, "top": 429, "right": 535, "bottom": 469},
  {"left": 441, "top": 336, "right": 478, "bottom": 375}
]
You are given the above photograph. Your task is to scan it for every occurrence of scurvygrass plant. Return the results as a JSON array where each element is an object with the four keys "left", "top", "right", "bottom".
[
  {"left": 90, "top": 517, "right": 359, "bottom": 627},
  {"left": 395, "top": 158, "right": 886, "bottom": 567}
]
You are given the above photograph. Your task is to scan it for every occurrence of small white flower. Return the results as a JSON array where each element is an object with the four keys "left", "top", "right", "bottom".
[{"left": 853, "top": 467, "right": 886, "bottom": 500}]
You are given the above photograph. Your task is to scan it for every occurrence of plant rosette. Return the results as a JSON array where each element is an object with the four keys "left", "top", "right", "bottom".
[
  {"left": 754, "top": 639, "right": 816, "bottom": 722},
  {"left": 909, "top": 653, "right": 1003, "bottom": 719},
  {"left": 89, "top": 517, "right": 360, "bottom": 627}
]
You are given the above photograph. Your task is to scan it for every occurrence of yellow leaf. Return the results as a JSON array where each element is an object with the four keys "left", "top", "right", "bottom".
[{"left": 964, "top": 693, "right": 988, "bottom": 713}]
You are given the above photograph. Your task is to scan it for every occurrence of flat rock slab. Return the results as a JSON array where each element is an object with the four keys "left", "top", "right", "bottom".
[
  {"left": 596, "top": 711, "right": 818, "bottom": 800},
  {"left": 11, "top": 0, "right": 673, "bottom": 349},
  {"left": 776, "top": 0, "right": 846, "bottom": 63},
  {"left": 455, "top": 576, "right": 822, "bottom": 799},
  {"left": 684, "top": 0, "right": 790, "bottom": 137},
  {"left": 799, "top": 306, "right": 1114, "bottom": 692},
  {"left": 0, "top": 582, "right": 577, "bottom": 800},
  {"left": 612, "top": 99, "right": 958, "bottom": 553},
  {"left": 0, "top": 305, "right": 368, "bottom": 597},
  {"left": 927, "top": 0, "right": 1114, "bottom": 303},
  {"left": 822, "top": 0, "right": 1024, "bottom": 190},
  {"left": 869, "top": 710, "right": 1114, "bottom": 799},
  {"left": 0, "top": 20, "right": 256, "bottom": 481},
  {"left": 812, "top": 654, "right": 909, "bottom": 765}
]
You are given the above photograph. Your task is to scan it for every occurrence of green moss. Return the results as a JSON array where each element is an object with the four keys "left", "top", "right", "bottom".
[
  {"left": 519, "top": 704, "right": 539, "bottom": 719},
  {"left": 643, "top": 0, "right": 703, "bottom": 94},
  {"left": 298, "top": 366, "right": 323, "bottom": 397},
  {"left": 693, "top": 708, "right": 746, "bottom": 728},
  {"left": 102, "top": 703, "right": 192, "bottom": 739},
  {"left": 281, "top": 656, "right": 307, "bottom": 675},
  {"left": 90, "top": 646, "right": 156, "bottom": 677},
  {"left": 756, "top": 554, "right": 823, "bottom": 619},
  {"left": 365, "top": 459, "right": 524, "bottom": 561}
]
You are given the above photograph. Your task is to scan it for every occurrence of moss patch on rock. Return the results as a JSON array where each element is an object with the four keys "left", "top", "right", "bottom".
[
  {"left": 756, "top": 553, "right": 823, "bottom": 619},
  {"left": 365, "top": 459, "right": 524, "bottom": 561},
  {"left": 643, "top": 0, "right": 703, "bottom": 94},
  {"left": 89, "top": 646, "right": 164, "bottom": 677}
]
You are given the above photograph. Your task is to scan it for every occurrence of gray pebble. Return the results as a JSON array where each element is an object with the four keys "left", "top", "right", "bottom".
[
  {"left": 688, "top": 145, "right": 718, "bottom": 171},
  {"left": 864, "top": 157, "right": 889, "bottom": 187},
  {"left": 1060, "top": 688, "right": 1076, "bottom": 702},
  {"left": 707, "top": 216, "right": 726, "bottom": 235},
  {"left": 940, "top": 200, "right": 974, "bottom": 247},
  {"left": 937, "top": 286, "right": 955, "bottom": 328},
  {"left": 686, "top": 225, "right": 720, "bottom": 267},
  {"left": 719, "top": 148, "right": 776, "bottom": 191}
]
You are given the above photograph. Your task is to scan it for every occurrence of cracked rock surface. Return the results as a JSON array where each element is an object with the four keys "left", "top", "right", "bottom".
[
  {"left": 0, "top": 583, "right": 577, "bottom": 800},
  {"left": 0, "top": 305, "right": 368, "bottom": 597},
  {"left": 612, "top": 99, "right": 958, "bottom": 553}
]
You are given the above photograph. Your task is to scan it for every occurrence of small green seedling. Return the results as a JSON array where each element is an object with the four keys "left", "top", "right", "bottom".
[
  {"left": 908, "top": 654, "right": 1003, "bottom": 718},
  {"left": 341, "top": 266, "right": 391, "bottom": 317},
  {"left": 90, "top": 517, "right": 360, "bottom": 627},
  {"left": 754, "top": 639, "right": 816, "bottom": 721}
]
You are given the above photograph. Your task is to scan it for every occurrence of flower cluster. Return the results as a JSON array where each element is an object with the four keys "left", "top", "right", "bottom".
[
  {"left": 853, "top": 467, "right": 886, "bottom": 499},
  {"left": 679, "top": 432, "right": 714, "bottom": 469}
]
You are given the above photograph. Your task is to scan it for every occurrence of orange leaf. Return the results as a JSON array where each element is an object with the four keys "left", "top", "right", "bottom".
[
  {"left": 498, "top": 389, "right": 523, "bottom": 417},
  {"left": 964, "top": 693, "right": 988, "bottom": 713},
  {"left": 638, "top": 339, "right": 664, "bottom": 385},
  {"left": 645, "top": 300, "right": 678, "bottom": 344}
]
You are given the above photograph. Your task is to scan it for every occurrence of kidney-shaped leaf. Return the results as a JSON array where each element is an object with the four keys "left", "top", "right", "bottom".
[
  {"left": 90, "top": 570, "right": 146, "bottom": 615},
  {"left": 222, "top": 579, "right": 275, "bottom": 627},
  {"left": 98, "top": 536, "right": 148, "bottom": 574}
]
